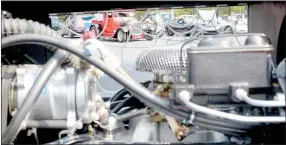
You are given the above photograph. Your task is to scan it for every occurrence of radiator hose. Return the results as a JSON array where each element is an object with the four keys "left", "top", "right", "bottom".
[{"left": 2, "top": 18, "right": 79, "bottom": 67}]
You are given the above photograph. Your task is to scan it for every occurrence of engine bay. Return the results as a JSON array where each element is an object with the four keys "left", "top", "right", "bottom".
[{"left": 1, "top": 2, "right": 286, "bottom": 144}]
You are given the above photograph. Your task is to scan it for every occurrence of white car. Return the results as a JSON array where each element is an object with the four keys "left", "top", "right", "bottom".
[{"left": 197, "top": 9, "right": 248, "bottom": 34}]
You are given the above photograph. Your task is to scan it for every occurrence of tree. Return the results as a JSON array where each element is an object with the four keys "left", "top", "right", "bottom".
[
  {"left": 58, "top": 15, "right": 68, "bottom": 22},
  {"left": 135, "top": 11, "right": 147, "bottom": 20},
  {"left": 134, "top": 6, "right": 247, "bottom": 20}
]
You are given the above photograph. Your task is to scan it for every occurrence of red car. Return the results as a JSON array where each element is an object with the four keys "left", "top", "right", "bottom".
[{"left": 90, "top": 9, "right": 144, "bottom": 42}]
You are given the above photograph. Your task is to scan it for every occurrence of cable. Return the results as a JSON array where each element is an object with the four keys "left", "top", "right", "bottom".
[
  {"left": 116, "top": 108, "right": 150, "bottom": 122},
  {"left": 2, "top": 18, "right": 79, "bottom": 67},
  {"left": 2, "top": 34, "right": 256, "bottom": 136},
  {"left": 97, "top": 79, "right": 119, "bottom": 94},
  {"left": 109, "top": 80, "right": 152, "bottom": 112},
  {"left": 93, "top": 7, "right": 247, "bottom": 96},
  {"left": 109, "top": 88, "right": 130, "bottom": 102},
  {"left": 179, "top": 90, "right": 286, "bottom": 123},
  {"left": 111, "top": 96, "right": 133, "bottom": 113},
  {"left": 1, "top": 33, "right": 189, "bottom": 120},
  {"left": 194, "top": 115, "right": 254, "bottom": 130},
  {"left": 109, "top": 80, "right": 151, "bottom": 102},
  {"left": 1, "top": 49, "right": 68, "bottom": 144}
]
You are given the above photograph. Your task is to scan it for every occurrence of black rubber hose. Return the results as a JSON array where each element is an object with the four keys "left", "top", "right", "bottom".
[
  {"left": 2, "top": 34, "right": 255, "bottom": 133},
  {"left": 110, "top": 80, "right": 151, "bottom": 102},
  {"left": 109, "top": 100, "right": 123, "bottom": 109},
  {"left": 110, "top": 80, "right": 151, "bottom": 111},
  {"left": 111, "top": 96, "right": 134, "bottom": 113},
  {"left": 110, "top": 89, "right": 130, "bottom": 102},
  {"left": 2, "top": 18, "right": 79, "bottom": 67}
]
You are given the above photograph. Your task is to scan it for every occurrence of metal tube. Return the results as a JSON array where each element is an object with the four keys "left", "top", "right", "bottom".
[
  {"left": 2, "top": 34, "right": 254, "bottom": 136},
  {"left": 179, "top": 91, "right": 286, "bottom": 123},
  {"left": 26, "top": 120, "right": 67, "bottom": 129},
  {"left": 2, "top": 34, "right": 189, "bottom": 121},
  {"left": 194, "top": 116, "right": 254, "bottom": 130},
  {"left": 236, "top": 89, "right": 286, "bottom": 107},
  {"left": 1, "top": 49, "right": 68, "bottom": 144},
  {"left": 116, "top": 108, "right": 150, "bottom": 122}
]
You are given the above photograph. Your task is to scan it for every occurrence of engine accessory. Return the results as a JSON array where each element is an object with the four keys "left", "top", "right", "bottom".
[
  {"left": 2, "top": 65, "right": 108, "bottom": 127},
  {"left": 136, "top": 46, "right": 188, "bottom": 74},
  {"left": 2, "top": 50, "right": 69, "bottom": 144},
  {"left": 187, "top": 34, "right": 273, "bottom": 93},
  {"left": 3, "top": 30, "right": 285, "bottom": 145},
  {"left": 2, "top": 33, "right": 189, "bottom": 119}
]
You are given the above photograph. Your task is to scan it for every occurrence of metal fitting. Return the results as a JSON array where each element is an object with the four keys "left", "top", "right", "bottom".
[
  {"left": 189, "top": 112, "right": 195, "bottom": 124},
  {"left": 229, "top": 81, "right": 249, "bottom": 102},
  {"left": 173, "top": 84, "right": 194, "bottom": 101}
]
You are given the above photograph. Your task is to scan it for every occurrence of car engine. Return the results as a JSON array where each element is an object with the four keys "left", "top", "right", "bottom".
[{"left": 1, "top": 9, "right": 286, "bottom": 145}]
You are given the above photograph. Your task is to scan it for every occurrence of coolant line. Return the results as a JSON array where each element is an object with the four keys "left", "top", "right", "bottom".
[
  {"left": 179, "top": 91, "right": 286, "bottom": 123},
  {"left": 2, "top": 34, "right": 189, "bottom": 121},
  {"left": 1, "top": 49, "right": 68, "bottom": 144},
  {"left": 235, "top": 89, "right": 286, "bottom": 107}
]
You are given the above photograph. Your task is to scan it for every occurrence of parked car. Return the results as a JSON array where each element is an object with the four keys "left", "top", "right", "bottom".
[
  {"left": 57, "top": 14, "right": 96, "bottom": 38},
  {"left": 90, "top": 9, "right": 144, "bottom": 42},
  {"left": 165, "top": 17, "right": 196, "bottom": 36},
  {"left": 141, "top": 13, "right": 165, "bottom": 40},
  {"left": 197, "top": 9, "right": 234, "bottom": 35},
  {"left": 176, "top": 15, "right": 196, "bottom": 24},
  {"left": 141, "top": 15, "right": 156, "bottom": 40},
  {"left": 217, "top": 17, "right": 248, "bottom": 33}
]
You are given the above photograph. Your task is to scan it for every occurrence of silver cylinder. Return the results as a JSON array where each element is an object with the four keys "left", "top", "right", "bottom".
[{"left": 10, "top": 65, "right": 97, "bottom": 127}]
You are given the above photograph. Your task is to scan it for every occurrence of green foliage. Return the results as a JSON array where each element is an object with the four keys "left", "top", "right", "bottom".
[
  {"left": 135, "top": 6, "right": 246, "bottom": 19},
  {"left": 135, "top": 11, "right": 146, "bottom": 19},
  {"left": 58, "top": 15, "right": 68, "bottom": 22}
]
